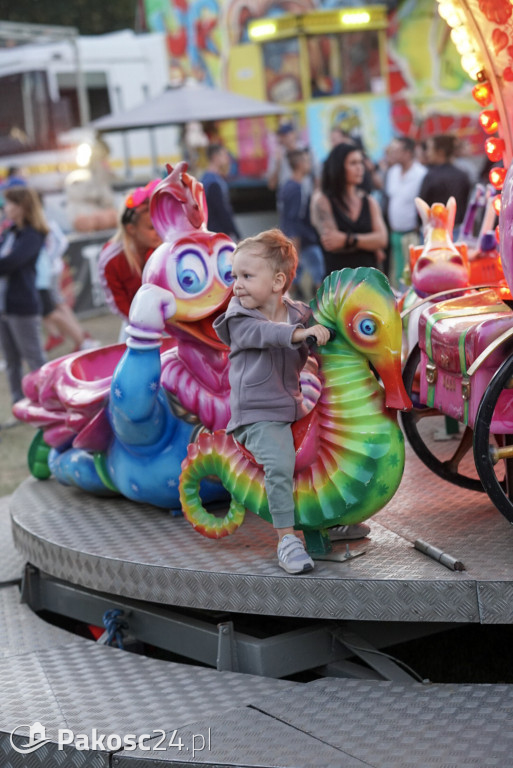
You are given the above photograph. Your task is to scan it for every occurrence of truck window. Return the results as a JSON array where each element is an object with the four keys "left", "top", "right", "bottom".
[
  {"left": 340, "top": 30, "right": 382, "bottom": 95},
  {"left": 0, "top": 71, "right": 55, "bottom": 150},
  {"left": 308, "top": 30, "right": 383, "bottom": 98},
  {"left": 262, "top": 38, "right": 303, "bottom": 103},
  {"left": 57, "top": 72, "right": 111, "bottom": 124}
]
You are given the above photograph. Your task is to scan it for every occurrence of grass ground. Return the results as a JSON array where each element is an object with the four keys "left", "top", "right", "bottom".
[{"left": 0, "top": 312, "right": 121, "bottom": 496}]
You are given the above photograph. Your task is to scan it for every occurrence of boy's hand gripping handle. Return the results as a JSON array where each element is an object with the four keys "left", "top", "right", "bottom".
[{"left": 306, "top": 327, "right": 336, "bottom": 346}]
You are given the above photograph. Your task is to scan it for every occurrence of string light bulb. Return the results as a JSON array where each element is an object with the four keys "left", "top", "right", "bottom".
[
  {"left": 489, "top": 167, "right": 507, "bottom": 191},
  {"left": 472, "top": 81, "right": 493, "bottom": 107},
  {"left": 479, "top": 109, "right": 500, "bottom": 134},
  {"left": 493, "top": 195, "right": 502, "bottom": 216},
  {"left": 451, "top": 26, "right": 474, "bottom": 55},
  {"left": 485, "top": 137, "right": 505, "bottom": 162},
  {"left": 438, "top": 2, "right": 464, "bottom": 27}
]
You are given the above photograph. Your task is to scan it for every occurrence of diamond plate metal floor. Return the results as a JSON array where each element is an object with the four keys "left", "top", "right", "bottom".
[
  {"left": 9, "top": 444, "right": 513, "bottom": 623},
  {"left": 1, "top": 640, "right": 513, "bottom": 768},
  {"left": 4, "top": 451, "right": 513, "bottom": 766},
  {"left": 0, "top": 496, "right": 24, "bottom": 586},
  {"left": 0, "top": 584, "right": 88, "bottom": 658}
]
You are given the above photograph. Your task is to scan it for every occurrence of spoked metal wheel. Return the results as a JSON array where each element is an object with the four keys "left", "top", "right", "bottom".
[
  {"left": 474, "top": 355, "right": 513, "bottom": 523},
  {"left": 400, "top": 344, "right": 484, "bottom": 492}
]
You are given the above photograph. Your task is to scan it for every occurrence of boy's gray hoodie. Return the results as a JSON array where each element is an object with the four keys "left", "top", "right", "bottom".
[{"left": 213, "top": 295, "right": 312, "bottom": 433}]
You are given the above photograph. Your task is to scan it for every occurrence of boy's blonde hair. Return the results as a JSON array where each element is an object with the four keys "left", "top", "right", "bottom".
[{"left": 233, "top": 228, "right": 298, "bottom": 291}]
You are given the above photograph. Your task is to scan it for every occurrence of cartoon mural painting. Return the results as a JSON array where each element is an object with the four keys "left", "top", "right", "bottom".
[
  {"left": 142, "top": 0, "right": 483, "bottom": 181},
  {"left": 145, "top": 0, "right": 222, "bottom": 85}
]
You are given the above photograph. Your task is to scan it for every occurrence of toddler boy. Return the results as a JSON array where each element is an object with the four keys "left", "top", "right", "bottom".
[{"left": 213, "top": 229, "right": 330, "bottom": 573}]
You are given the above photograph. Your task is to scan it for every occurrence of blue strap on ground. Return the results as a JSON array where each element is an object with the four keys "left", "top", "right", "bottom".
[{"left": 102, "top": 609, "right": 126, "bottom": 650}]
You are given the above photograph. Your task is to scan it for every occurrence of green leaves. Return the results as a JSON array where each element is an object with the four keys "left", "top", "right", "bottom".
[{"left": 3, "top": 0, "right": 138, "bottom": 36}]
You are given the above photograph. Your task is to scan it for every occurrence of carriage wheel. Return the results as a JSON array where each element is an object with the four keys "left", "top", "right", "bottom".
[
  {"left": 400, "top": 344, "right": 484, "bottom": 492},
  {"left": 473, "top": 355, "right": 513, "bottom": 523}
]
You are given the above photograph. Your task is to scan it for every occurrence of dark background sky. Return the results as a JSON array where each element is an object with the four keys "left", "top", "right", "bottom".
[
  {"left": 0, "top": 0, "right": 141, "bottom": 36},
  {"left": 0, "top": 0, "right": 401, "bottom": 37}
]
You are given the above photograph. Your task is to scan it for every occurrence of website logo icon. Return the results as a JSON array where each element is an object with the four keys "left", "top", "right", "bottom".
[{"left": 10, "top": 722, "right": 51, "bottom": 754}]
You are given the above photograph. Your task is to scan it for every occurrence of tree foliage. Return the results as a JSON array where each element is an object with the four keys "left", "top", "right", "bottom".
[{"left": 0, "top": 0, "right": 139, "bottom": 36}]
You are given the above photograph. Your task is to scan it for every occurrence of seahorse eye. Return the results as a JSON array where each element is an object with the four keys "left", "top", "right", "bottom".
[{"left": 359, "top": 318, "right": 376, "bottom": 336}]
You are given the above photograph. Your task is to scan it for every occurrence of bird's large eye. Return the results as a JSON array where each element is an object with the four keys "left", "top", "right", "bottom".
[
  {"left": 176, "top": 250, "right": 208, "bottom": 294},
  {"left": 217, "top": 245, "right": 235, "bottom": 285},
  {"left": 358, "top": 317, "right": 377, "bottom": 336}
]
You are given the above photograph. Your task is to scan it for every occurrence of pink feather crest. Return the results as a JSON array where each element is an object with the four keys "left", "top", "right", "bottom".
[{"left": 150, "top": 161, "right": 207, "bottom": 240}]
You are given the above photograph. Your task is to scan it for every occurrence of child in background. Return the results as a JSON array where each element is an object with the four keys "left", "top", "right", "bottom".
[
  {"left": 37, "top": 219, "right": 99, "bottom": 352},
  {"left": 214, "top": 229, "right": 331, "bottom": 574}
]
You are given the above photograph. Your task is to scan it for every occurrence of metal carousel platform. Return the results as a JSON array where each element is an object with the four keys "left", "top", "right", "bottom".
[{"left": 2, "top": 440, "right": 513, "bottom": 767}]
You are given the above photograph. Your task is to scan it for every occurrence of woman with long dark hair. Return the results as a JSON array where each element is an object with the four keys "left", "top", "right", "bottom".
[
  {"left": 310, "top": 142, "right": 387, "bottom": 275},
  {"left": 0, "top": 186, "right": 47, "bottom": 405}
]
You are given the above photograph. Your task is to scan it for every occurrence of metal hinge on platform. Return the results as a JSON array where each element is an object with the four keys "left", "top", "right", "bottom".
[
  {"left": 217, "top": 621, "right": 239, "bottom": 672},
  {"left": 461, "top": 377, "right": 471, "bottom": 400}
]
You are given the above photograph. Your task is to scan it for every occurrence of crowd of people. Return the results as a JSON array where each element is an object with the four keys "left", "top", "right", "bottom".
[
  {"left": 0, "top": 133, "right": 477, "bottom": 408},
  {"left": 265, "top": 123, "right": 475, "bottom": 297}
]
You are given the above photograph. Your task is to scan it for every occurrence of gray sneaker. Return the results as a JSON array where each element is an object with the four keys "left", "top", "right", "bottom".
[
  {"left": 277, "top": 534, "right": 314, "bottom": 574},
  {"left": 329, "top": 523, "right": 370, "bottom": 542}
]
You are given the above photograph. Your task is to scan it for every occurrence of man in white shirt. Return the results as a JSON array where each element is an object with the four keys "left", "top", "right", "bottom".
[{"left": 385, "top": 137, "right": 427, "bottom": 288}]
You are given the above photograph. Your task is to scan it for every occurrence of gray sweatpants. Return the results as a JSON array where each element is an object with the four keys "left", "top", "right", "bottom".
[
  {"left": 233, "top": 421, "right": 296, "bottom": 529},
  {"left": 0, "top": 314, "right": 46, "bottom": 404}
]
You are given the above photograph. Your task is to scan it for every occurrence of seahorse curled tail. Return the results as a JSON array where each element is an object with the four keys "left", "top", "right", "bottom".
[{"left": 179, "top": 430, "right": 267, "bottom": 538}]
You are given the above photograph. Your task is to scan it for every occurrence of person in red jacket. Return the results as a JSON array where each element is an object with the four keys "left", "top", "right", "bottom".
[{"left": 99, "top": 180, "right": 162, "bottom": 339}]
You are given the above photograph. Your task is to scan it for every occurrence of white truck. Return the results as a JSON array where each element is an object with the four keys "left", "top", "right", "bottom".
[{"left": 0, "top": 28, "right": 180, "bottom": 192}]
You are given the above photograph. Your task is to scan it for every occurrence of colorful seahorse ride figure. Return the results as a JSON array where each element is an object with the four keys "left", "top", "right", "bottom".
[
  {"left": 178, "top": 267, "right": 412, "bottom": 554},
  {"left": 14, "top": 162, "right": 242, "bottom": 509}
]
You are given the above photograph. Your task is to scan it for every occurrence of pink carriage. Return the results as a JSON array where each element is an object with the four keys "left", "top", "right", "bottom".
[{"left": 400, "top": 167, "right": 513, "bottom": 522}]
